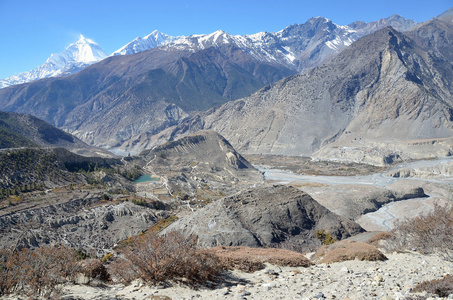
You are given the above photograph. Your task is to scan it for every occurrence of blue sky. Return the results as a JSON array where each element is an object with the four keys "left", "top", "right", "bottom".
[{"left": 0, "top": 0, "right": 451, "bottom": 79}]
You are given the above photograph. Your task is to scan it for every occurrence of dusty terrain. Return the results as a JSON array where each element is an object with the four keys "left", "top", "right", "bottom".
[{"left": 1, "top": 250, "right": 449, "bottom": 300}]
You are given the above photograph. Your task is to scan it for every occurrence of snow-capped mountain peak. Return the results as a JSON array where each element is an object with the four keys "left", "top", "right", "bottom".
[
  {"left": 47, "top": 35, "right": 108, "bottom": 67},
  {"left": 0, "top": 35, "right": 108, "bottom": 88},
  {"left": 112, "top": 30, "right": 184, "bottom": 56}
]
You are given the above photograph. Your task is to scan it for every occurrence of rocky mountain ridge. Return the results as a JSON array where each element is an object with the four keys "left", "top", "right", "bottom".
[
  {"left": 0, "top": 10, "right": 447, "bottom": 159},
  {"left": 0, "top": 43, "right": 295, "bottom": 148},
  {"left": 111, "top": 30, "right": 184, "bottom": 56}
]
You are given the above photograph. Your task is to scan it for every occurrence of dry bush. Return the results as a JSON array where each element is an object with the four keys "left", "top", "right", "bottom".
[
  {"left": 207, "top": 246, "right": 313, "bottom": 273},
  {"left": 79, "top": 259, "right": 110, "bottom": 282},
  {"left": 412, "top": 274, "right": 453, "bottom": 297},
  {"left": 313, "top": 240, "right": 387, "bottom": 264},
  {"left": 366, "top": 232, "right": 393, "bottom": 246},
  {"left": 386, "top": 203, "right": 453, "bottom": 261},
  {"left": 108, "top": 232, "right": 222, "bottom": 285},
  {"left": 0, "top": 246, "right": 80, "bottom": 297}
]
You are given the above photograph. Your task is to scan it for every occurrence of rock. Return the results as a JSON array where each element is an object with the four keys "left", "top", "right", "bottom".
[
  {"left": 373, "top": 275, "right": 384, "bottom": 283},
  {"left": 74, "top": 273, "right": 90, "bottom": 285}
]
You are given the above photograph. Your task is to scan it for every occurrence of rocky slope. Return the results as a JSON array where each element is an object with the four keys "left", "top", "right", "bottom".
[
  {"left": 0, "top": 192, "right": 164, "bottom": 254},
  {"left": 163, "top": 185, "right": 363, "bottom": 250},
  {"left": 133, "top": 130, "right": 263, "bottom": 200},
  {"left": 47, "top": 251, "right": 451, "bottom": 300},
  {"left": 149, "top": 17, "right": 453, "bottom": 165},
  {"left": 0, "top": 111, "right": 112, "bottom": 157}
]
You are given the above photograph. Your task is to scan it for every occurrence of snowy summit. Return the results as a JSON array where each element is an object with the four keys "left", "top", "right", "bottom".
[{"left": 0, "top": 35, "right": 108, "bottom": 89}]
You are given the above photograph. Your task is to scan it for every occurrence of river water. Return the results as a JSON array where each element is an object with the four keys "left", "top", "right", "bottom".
[
  {"left": 256, "top": 157, "right": 453, "bottom": 231},
  {"left": 258, "top": 156, "right": 453, "bottom": 187}
]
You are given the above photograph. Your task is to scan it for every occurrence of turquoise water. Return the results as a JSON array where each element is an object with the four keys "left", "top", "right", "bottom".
[{"left": 134, "top": 174, "right": 159, "bottom": 183}]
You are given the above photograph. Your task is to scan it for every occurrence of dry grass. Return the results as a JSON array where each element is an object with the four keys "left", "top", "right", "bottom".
[
  {"left": 289, "top": 182, "right": 326, "bottom": 188},
  {"left": 207, "top": 246, "right": 313, "bottom": 273},
  {"left": 366, "top": 232, "right": 393, "bottom": 246},
  {"left": 79, "top": 259, "right": 110, "bottom": 282},
  {"left": 313, "top": 240, "right": 387, "bottom": 264}
]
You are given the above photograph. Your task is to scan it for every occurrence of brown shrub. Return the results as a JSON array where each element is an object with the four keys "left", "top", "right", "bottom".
[
  {"left": 108, "top": 232, "right": 222, "bottom": 285},
  {"left": 412, "top": 274, "right": 453, "bottom": 297},
  {"left": 313, "top": 240, "right": 387, "bottom": 264},
  {"left": 366, "top": 232, "right": 393, "bottom": 246},
  {"left": 0, "top": 246, "right": 80, "bottom": 297},
  {"left": 79, "top": 259, "right": 110, "bottom": 282},
  {"left": 386, "top": 202, "right": 453, "bottom": 261},
  {"left": 207, "top": 246, "right": 313, "bottom": 273}
]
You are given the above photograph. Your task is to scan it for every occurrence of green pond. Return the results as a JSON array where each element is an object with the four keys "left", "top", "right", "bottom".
[{"left": 134, "top": 174, "right": 159, "bottom": 183}]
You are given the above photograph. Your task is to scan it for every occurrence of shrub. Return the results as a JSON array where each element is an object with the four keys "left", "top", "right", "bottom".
[
  {"left": 207, "top": 246, "right": 313, "bottom": 273},
  {"left": 0, "top": 246, "right": 80, "bottom": 297},
  {"left": 412, "top": 274, "right": 453, "bottom": 297},
  {"left": 315, "top": 229, "right": 337, "bottom": 245},
  {"left": 79, "top": 259, "right": 110, "bottom": 282},
  {"left": 385, "top": 202, "right": 453, "bottom": 261},
  {"left": 101, "top": 253, "right": 113, "bottom": 263},
  {"left": 108, "top": 232, "right": 221, "bottom": 285},
  {"left": 313, "top": 240, "right": 387, "bottom": 264},
  {"left": 366, "top": 232, "right": 393, "bottom": 246}
]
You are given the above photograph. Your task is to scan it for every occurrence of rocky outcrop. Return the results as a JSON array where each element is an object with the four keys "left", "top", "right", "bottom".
[{"left": 162, "top": 185, "right": 363, "bottom": 249}]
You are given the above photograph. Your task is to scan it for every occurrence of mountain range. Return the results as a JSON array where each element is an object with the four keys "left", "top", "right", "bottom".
[
  {"left": 146, "top": 13, "right": 453, "bottom": 165},
  {"left": 0, "top": 12, "right": 427, "bottom": 153},
  {"left": 0, "top": 14, "right": 418, "bottom": 89}
]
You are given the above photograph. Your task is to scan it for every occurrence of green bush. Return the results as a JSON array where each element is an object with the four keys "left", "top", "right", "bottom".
[{"left": 315, "top": 229, "right": 336, "bottom": 245}]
